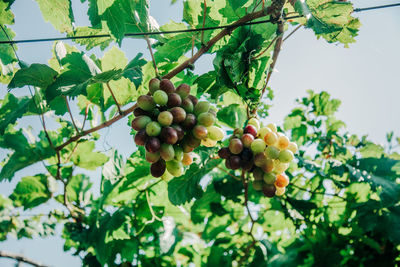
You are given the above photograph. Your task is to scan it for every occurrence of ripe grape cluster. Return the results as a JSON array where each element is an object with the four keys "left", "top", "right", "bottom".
[
  {"left": 218, "top": 118, "right": 297, "bottom": 198},
  {"left": 132, "top": 78, "right": 224, "bottom": 178}
]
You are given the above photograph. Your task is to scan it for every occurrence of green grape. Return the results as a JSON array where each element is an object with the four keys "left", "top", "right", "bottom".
[
  {"left": 181, "top": 98, "right": 194, "bottom": 113},
  {"left": 146, "top": 151, "right": 160, "bottom": 163},
  {"left": 146, "top": 121, "right": 162, "bottom": 136},
  {"left": 131, "top": 116, "right": 152, "bottom": 131},
  {"left": 261, "top": 158, "right": 274, "bottom": 173},
  {"left": 174, "top": 146, "right": 184, "bottom": 161},
  {"left": 197, "top": 112, "right": 215, "bottom": 127},
  {"left": 251, "top": 138, "right": 266, "bottom": 154},
  {"left": 263, "top": 173, "right": 276, "bottom": 184},
  {"left": 193, "top": 101, "right": 210, "bottom": 116},
  {"left": 266, "top": 123, "right": 277, "bottom": 132},
  {"left": 158, "top": 111, "right": 173, "bottom": 126},
  {"left": 259, "top": 127, "right": 272, "bottom": 139},
  {"left": 274, "top": 160, "right": 289, "bottom": 174},
  {"left": 153, "top": 90, "right": 168, "bottom": 106},
  {"left": 278, "top": 149, "right": 294, "bottom": 163},
  {"left": 252, "top": 180, "right": 263, "bottom": 191},
  {"left": 160, "top": 143, "right": 175, "bottom": 161},
  {"left": 207, "top": 126, "right": 224, "bottom": 141},
  {"left": 166, "top": 160, "right": 184, "bottom": 177},
  {"left": 265, "top": 146, "right": 280, "bottom": 159},
  {"left": 248, "top": 118, "right": 260, "bottom": 131},
  {"left": 176, "top": 84, "right": 190, "bottom": 99},
  {"left": 149, "top": 78, "right": 160, "bottom": 94},
  {"left": 137, "top": 95, "right": 156, "bottom": 111},
  {"left": 288, "top": 142, "right": 298, "bottom": 153}
]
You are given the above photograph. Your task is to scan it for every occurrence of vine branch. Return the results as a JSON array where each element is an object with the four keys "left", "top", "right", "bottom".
[
  {"left": 63, "top": 96, "right": 79, "bottom": 133},
  {"left": 106, "top": 82, "right": 123, "bottom": 115},
  {"left": 0, "top": 251, "right": 50, "bottom": 267},
  {"left": 201, "top": 0, "right": 207, "bottom": 44},
  {"left": 145, "top": 36, "right": 159, "bottom": 77}
]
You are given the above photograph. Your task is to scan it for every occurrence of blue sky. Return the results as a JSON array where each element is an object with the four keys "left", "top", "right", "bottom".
[{"left": 0, "top": 0, "right": 399, "bottom": 266}]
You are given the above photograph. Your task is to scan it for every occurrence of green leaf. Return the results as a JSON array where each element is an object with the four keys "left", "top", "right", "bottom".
[
  {"left": 10, "top": 174, "right": 51, "bottom": 209},
  {"left": 66, "top": 174, "right": 92, "bottom": 206},
  {"left": 8, "top": 64, "right": 57, "bottom": 89},
  {"left": 0, "top": 94, "right": 31, "bottom": 134},
  {"left": 217, "top": 104, "right": 247, "bottom": 129},
  {"left": 122, "top": 53, "right": 146, "bottom": 88},
  {"left": 69, "top": 26, "right": 112, "bottom": 50},
  {"left": 0, "top": 1, "right": 14, "bottom": 25},
  {"left": 359, "top": 143, "right": 384, "bottom": 158},
  {"left": 0, "top": 25, "right": 17, "bottom": 65},
  {"left": 71, "top": 141, "right": 109, "bottom": 170},
  {"left": 191, "top": 187, "right": 221, "bottom": 224},
  {"left": 35, "top": 0, "right": 74, "bottom": 33}
]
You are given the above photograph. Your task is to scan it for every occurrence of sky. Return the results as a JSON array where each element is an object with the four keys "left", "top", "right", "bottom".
[{"left": 0, "top": 0, "right": 399, "bottom": 266}]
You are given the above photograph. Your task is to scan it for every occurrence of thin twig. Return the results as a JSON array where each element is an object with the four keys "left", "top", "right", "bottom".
[
  {"left": 146, "top": 190, "right": 163, "bottom": 221},
  {"left": 145, "top": 36, "right": 159, "bottom": 77},
  {"left": 251, "top": 34, "right": 282, "bottom": 60},
  {"left": 0, "top": 251, "right": 50, "bottom": 267},
  {"left": 283, "top": 24, "right": 302, "bottom": 42},
  {"left": 216, "top": 166, "right": 242, "bottom": 181},
  {"left": 106, "top": 82, "right": 123, "bottom": 115},
  {"left": 201, "top": 0, "right": 207, "bottom": 44},
  {"left": 63, "top": 95, "right": 79, "bottom": 132}
]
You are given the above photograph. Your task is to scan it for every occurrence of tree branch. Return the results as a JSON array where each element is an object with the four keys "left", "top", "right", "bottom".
[{"left": 0, "top": 251, "right": 51, "bottom": 267}]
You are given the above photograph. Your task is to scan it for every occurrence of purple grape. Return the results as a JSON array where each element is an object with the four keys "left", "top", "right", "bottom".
[{"left": 145, "top": 137, "right": 161, "bottom": 153}]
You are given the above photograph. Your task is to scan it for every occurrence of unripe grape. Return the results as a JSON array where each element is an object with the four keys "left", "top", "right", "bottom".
[
  {"left": 207, "top": 126, "right": 224, "bottom": 141},
  {"left": 150, "top": 159, "right": 166, "bottom": 177},
  {"left": 174, "top": 146, "right": 184, "bottom": 161},
  {"left": 233, "top": 128, "right": 244, "bottom": 138},
  {"left": 131, "top": 115, "right": 152, "bottom": 131},
  {"left": 188, "top": 95, "right": 199, "bottom": 106},
  {"left": 146, "top": 151, "right": 160, "bottom": 163},
  {"left": 161, "top": 170, "right": 173, "bottom": 182},
  {"left": 197, "top": 112, "right": 215, "bottom": 127},
  {"left": 266, "top": 123, "right": 277, "bottom": 132},
  {"left": 170, "top": 126, "right": 183, "bottom": 142},
  {"left": 254, "top": 152, "right": 268, "bottom": 167},
  {"left": 145, "top": 137, "right": 161, "bottom": 153},
  {"left": 182, "top": 153, "right": 193, "bottom": 166},
  {"left": 133, "top": 107, "right": 151, "bottom": 117},
  {"left": 275, "top": 186, "right": 286, "bottom": 196},
  {"left": 265, "top": 146, "right": 280, "bottom": 159},
  {"left": 137, "top": 95, "right": 156, "bottom": 111},
  {"left": 275, "top": 174, "right": 289, "bottom": 187},
  {"left": 176, "top": 83, "right": 190, "bottom": 99},
  {"left": 159, "top": 79, "right": 175, "bottom": 94},
  {"left": 134, "top": 129, "right": 148, "bottom": 146},
  {"left": 261, "top": 159, "right": 274, "bottom": 173},
  {"left": 181, "top": 98, "right": 194, "bottom": 113},
  {"left": 278, "top": 149, "right": 294, "bottom": 163},
  {"left": 262, "top": 184, "right": 276, "bottom": 198},
  {"left": 241, "top": 133, "right": 254, "bottom": 148},
  {"left": 288, "top": 142, "right": 298, "bottom": 153},
  {"left": 192, "top": 125, "right": 208, "bottom": 140},
  {"left": 158, "top": 111, "right": 173, "bottom": 126},
  {"left": 251, "top": 139, "right": 266, "bottom": 154},
  {"left": 274, "top": 161, "right": 289, "bottom": 174},
  {"left": 277, "top": 135, "right": 290, "bottom": 150},
  {"left": 146, "top": 121, "right": 162, "bottom": 136},
  {"left": 160, "top": 127, "right": 178, "bottom": 144},
  {"left": 153, "top": 90, "right": 168, "bottom": 106},
  {"left": 244, "top": 125, "right": 257, "bottom": 138},
  {"left": 229, "top": 138, "right": 243, "bottom": 154},
  {"left": 253, "top": 168, "right": 264, "bottom": 181},
  {"left": 149, "top": 78, "right": 161, "bottom": 94},
  {"left": 263, "top": 173, "right": 276, "bottom": 184},
  {"left": 182, "top": 114, "right": 197, "bottom": 129},
  {"left": 170, "top": 107, "right": 186, "bottom": 123},
  {"left": 248, "top": 118, "right": 260, "bottom": 131},
  {"left": 218, "top": 147, "right": 231, "bottom": 159},
  {"left": 252, "top": 180, "right": 263, "bottom": 191},
  {"left": 264, "top": 132, "right": 278, "bottom": 146},
  {"left": 229, "top": 155, "right": 241, "bottom": 170},
  {"left": 258, "top": 127, "right": 272, "bottom": 139},
  {"left": 166, "top": 160, "right": 184, "bottom": 177},
  {"left": 160, "top": 143, "right": 175, "bottom": 161},
  {"left": 167, "top": 93, "right": 182, "bottom": 108},
  {"left": 194, "top": 101, "right": 210, "bottom": 116},
  {"left": 201, "top": 137, "right": 217, "bottom": 147}
]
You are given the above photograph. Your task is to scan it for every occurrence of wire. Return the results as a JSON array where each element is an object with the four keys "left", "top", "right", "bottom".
[{"left": 354, "top": 3, "right": 400, "bottom": 13}]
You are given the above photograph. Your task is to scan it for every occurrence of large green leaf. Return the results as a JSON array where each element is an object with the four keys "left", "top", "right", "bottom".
[
  {"left": 8, "top": 64, "right": 58, "bottom": 89},
  {"left": 35, "top": 0, "right": 74, "bottom": 33},
  {"left": 217, "top": 103, "right": 247, "bottom": 129},
  {"left": 0, "top": 94, "right": 31, "bottom": 134},
  {"left": 10, "top": 174, "right": 51, "bottom": 209},
  {"left": 66, "top": 174, "right": 93, "bottom": 206},
  {"left": 0, "top": 25, "right": 17, "bottom": 65},
  {"left": 71, "top": 141, "right": 109, "bottom": 170}
]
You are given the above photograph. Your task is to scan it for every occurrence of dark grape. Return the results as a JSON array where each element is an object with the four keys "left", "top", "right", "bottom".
[
  {"left": 161, "top": 127, "right": 178, "bottom": 145},
  {"left": 261, "top": 159, "right": 274, "bottom": 173},
  {"left": 160, "top": 143, "right": 175, "bottom": 161},
  {"left": 229, "top": 155, "right": 241, "bottom": 170},
  {"left": 188, "top": 95, "right": 198, "bottom": 106},
  {"left": 146, "top": 151, "right": 160, "bottom": 163},
  {"left": 186, "top": 134, "right": 201, "bottom": 148},
  {"left": 150, "top": 159, "right": 166, "bottom": 177},
  {"left": 145, "top": 137, "right": 161, "bottom": 153},
  {"left": 252, "top": 180, "right": 263, "bottom": 191},
  {"left": 242, "top": 159, "right": 254, "bottom": 171},
  {"left": 244, "top": 125, "right": 257, "bottom": 138},
  {"left": 133, "top": 107, "right": 150, "bottom": 117},
  {"left": 241, "top": 133, "right": 254, "bottom": 148},
  {"left": 254, "top": 152, "right": 268, "bottom": 167},
  {"left": 149, "top": 78, "right": 160, "bottom": 94},
  {"left": 225, "top": 158, "right": 232, "bottom": 169},
  {"left": 194, "top": 101, "right": 210, "bottom": 116},
  {"left": 197, "top": 112, "right": 215, "bottom": 127},
  {"left": 131, "top": 116, "right": 152, "bottom": 131},
  {"left": 218, "top": 147, "right": 231, "bottom": 159},
  {"left": 181, "top": 98, "right": 194, "bottom": 113},
  {"left": 253, "top": 168, "right": 264, "bottom": 181},
  {"left": 176, "top": 83, "right": 190, "bottom": 99},
  {"left": 137, "top": 95, "right": 156, "bottom": 111},
  {"left": 158, "top": 111, "right": 173, "bottom": 126},
  {"left": 170, "top": 107, "right": 186, "bottom": 123},
  {"left": 182, "top": 114, "right": 197, "bottom": 129},
  {"left": 192, "top": 125, "right": 208, "bottom": 140},
  {"left": 171, "top": 125, "right": 184, "bottom": 141},
  {"left": 167, "top": 93, "right": 182, "bottom": 108},
  {"left": 229, "top": 138, "right": 243, "bottom": 154},
  {"left": 159, "top": 79, "right": 175, "bottom": 94},
  {"left": 240, "top": 148, "right": 253, "bottom": 162},
  {"left": 134, "top": 129, "right": 148, "bottom": 146},
  {"left": 262, "top": 184, "right": 276, "bottom": 198}
]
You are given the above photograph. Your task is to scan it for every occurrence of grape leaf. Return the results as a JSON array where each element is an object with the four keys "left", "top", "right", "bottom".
[
  {"left": 8, "top": 63, "right": 58, "bottom": 89},
  {"left": 0, "top": 94, "right": 31, "bottom": 134},
  {"left": 66, "top": 174, "right": 93, "bottom": 206},
  {"left": 217, "top": 103, "right": 247, "bottom": 129},
  {"left": 0, "top": 25, "right": 17, "bottom": 65},
  {"left": 69, "top": 26, "right": 112, "bottom": 50},
  {"left": 35, "top": 0, "right": 74, "bottom": 33},
  {"left": 0, "top": 1, "right": 14, "bottom": 25},
  {"left": 71, "top": 141, "right": 109, "bottom": 170}
]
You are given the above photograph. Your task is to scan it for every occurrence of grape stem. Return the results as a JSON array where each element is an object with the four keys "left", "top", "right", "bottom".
[
  {"left": 106, "top": 82, "right": 123, "bottom": 115},
  {"left": 63, "top": 95, "right": 79, "bottom": 133},
  {"left": 145, "top": 36, "right": 159, "bottom": 77}
]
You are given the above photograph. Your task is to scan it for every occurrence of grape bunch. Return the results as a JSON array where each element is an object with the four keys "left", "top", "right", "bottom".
[
  {"left": 132, "top": 78, "right": 224, "bottom": 178},
  {"left": 218, "top": 118, "right": 297, "bottom": 198}
]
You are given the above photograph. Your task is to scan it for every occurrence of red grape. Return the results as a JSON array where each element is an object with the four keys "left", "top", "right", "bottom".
[
  {"left": 229, "top": 138, "right": 243, "bottom": 154},
  {"left": 159, "top": 79, "right": 175, "bottom": 94},
  {"left": 145, "top": 137, "right": 161, "bottom": 153},
  {"left": 244, "top": 125, "right": 257, "bottom": 138},
  {"left": 134, "top": 129, "right": 148, "bottom": 146},
  {"left": 161, "top": 127, "right": 178, "bottom": 145},
  {"left": 167, "top": 93, "right": 182, "bottom": 108}
]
